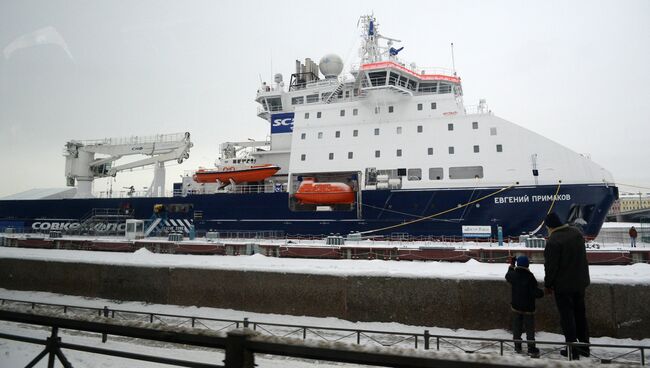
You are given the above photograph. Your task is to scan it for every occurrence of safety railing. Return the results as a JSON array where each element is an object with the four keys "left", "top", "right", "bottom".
[
  {"left": 1, "top": 298, "right": 647, "bottom": 365},
  {"left": 0, "top": 308, "right": 558, "bottom": 368}
]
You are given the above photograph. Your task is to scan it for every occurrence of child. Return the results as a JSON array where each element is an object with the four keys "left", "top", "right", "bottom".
[{"left": 505, "top": 255, "right": 544, "bottom": 357}]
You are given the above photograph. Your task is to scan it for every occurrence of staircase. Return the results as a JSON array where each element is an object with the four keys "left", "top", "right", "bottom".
[{"left": 76, "top": 208, "right": 134, "bottom": 235}]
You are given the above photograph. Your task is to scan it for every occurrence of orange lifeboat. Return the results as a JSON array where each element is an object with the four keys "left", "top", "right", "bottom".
[
  {"left": 293, "top": 177, "right": 355, "bottom": 205},
  {"left": 193, "top": 164, "right": 280, "bottom": 184}
]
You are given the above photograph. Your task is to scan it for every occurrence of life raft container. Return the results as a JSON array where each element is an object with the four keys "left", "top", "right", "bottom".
[{"left": 293, "top": 177, "right": 355, "bottom": 205}]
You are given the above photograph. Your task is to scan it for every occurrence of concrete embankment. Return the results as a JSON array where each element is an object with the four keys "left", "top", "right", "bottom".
[{"left": 0, "top": 258, "right": 647, "bottom": 339}]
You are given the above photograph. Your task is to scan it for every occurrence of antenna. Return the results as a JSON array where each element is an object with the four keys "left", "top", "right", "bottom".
[{"left": 451, "top": 42, "right": 456, "bottom": 76}]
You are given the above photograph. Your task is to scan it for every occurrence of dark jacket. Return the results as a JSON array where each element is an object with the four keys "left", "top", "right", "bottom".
[
  {"left": 544, "top": 225, "right": 590, "bottom": 293},
  {"left": 629, "top": 227, "right": 638, "bottom": 238},
  {"left": 506, "top": 266, "right": 544, "bottom": 313}
]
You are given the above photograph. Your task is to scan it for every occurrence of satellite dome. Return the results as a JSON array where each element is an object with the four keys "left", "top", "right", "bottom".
[{"left": 319, "top": 54, "right": 344, "bottom": 78}]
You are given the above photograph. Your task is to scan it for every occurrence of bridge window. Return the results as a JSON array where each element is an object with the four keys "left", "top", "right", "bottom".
[
  {"left": 417, "top": 103, "right": 423, "bottom": 111},
  {"left": 448, "top": 123, "right": 454, "bottom": 131},
  {"left": 266, "top": 97, "right": 282, "bottom": 111},
  {"left": 329, "top": 153, "right": 334, "bottom": 160},
  {"left": 340, "top": 109, "right": 345, "bottom": 117},
  {"left": 419, "top": 83, "right": 438, "bottom": 93},
  {"left": 449, "top": 146, "right": 455, "bottom": 154},
  {"left": 318, "top": 132, "right": 323, "bottom": 139},
  {"left": 417, "top": 125, "right": 423, "bottom": 133},
  {"left": 335, "top": 131, "right": 341, "bottom": 138},
  {"left": 428, "top": 147, "right": 433, "bottom": 155},
  {"left": 428, "top": 168, "right": 444, "bottom": 180},
  {"left": 439, "top": 83, "right": 452, "bottom": 94},
  {"left": 407, "top": 79, "right": 417, "bottom": 91},
  {"left": 490, "top": 127, "right": 497, "bottom": 136},
  {"left": 450, "top": 166, "right": 484, "bottom": 179},
  {"left": 301, "top": 133, "right": 306, "bottom": 140},
  {"left": 353, "top": 129, "right": 358, "bottom": 137},
  {"left": 306, "top": 94, "right": 319, "bottom": 103},
  {"left": 388, "top": 106, "right": 394, "bottom": 113},
  {"left": 431, "top": 102, "right": 437, "bottom": 110},
  {"left": 388, "top": 72, "right": 399, "bottom": 86},
  {"left": 474, "top": 145, "right": 480, "bottom": 153},
  {"left": 497, "top": 144, "right": 503, "bottom": 152},
  {"left": 301, "top": 154, "right": 306, "bottom": 161},
  {"left": 375, "top": 150, "right": 381, "bottom": 158},
  {"left": 348, "top": 152, "right": 353, "bottom": 159},
  {"left": 368, "top": 71, "right": 387, "bottom": 86},
  {"left": 396, "top": 149, "right": 402, "bottom": 157},
  {"left": 304, "top": 112, "right": 309, "bottom": 119},
  {"left": 345, "top": 90, "right": 350, "bottom": 98},
  {"left": 353, "top": 108, "right": 358, "bottom": 116},
  {"left": 317, "top": 112, "right": 322, "bottom": 118},
  {"left": 291, "top": 96, "right": 304, "bottom": 105},
  {"left": 396, "top": 126, "right": 402, "bottom": 134},
  {"left": 374, "top": 106, "right": 380, "bottom": 114},
  {"left": 408, "top": 168, "right": 422, "bottom": 181},
  {"left": 473, "top": 122, "right": 479, "bottom": 129},
  {"left": 374, "top": 128, "right": 380, "bottom": 136}
]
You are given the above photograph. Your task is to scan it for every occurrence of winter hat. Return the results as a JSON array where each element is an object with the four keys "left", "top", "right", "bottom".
[
  {"left": 544, "top": 212, "right": 564, "bottom": 229},
  {"left": 516, "top": 255, "right": 529, "bottom": 268}
]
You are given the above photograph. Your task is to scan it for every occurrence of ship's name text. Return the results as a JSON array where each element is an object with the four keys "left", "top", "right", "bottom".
[{"left": 494, "top": 194, "right": 571, "bottom": 204}]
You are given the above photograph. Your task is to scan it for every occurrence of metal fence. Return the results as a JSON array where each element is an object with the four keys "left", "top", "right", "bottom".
[
  {"left": 595, "top": 228, "right": 650, "bottom": 247},
  {"left": 1, "top": 297, "right": 647, "bottom": 366}
]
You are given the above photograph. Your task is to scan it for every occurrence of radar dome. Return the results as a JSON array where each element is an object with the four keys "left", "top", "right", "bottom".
[{"left": 319, "top": 54, "right": 344, "bottom": 78}]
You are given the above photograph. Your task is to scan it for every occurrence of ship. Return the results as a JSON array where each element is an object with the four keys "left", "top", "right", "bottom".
[{"left": 0, "top": 15, "right": 617, "bottom": 239}]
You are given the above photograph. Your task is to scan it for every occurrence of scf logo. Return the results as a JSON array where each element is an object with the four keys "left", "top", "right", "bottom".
[
  {"left": 270, "top": 113, "right": 295, "bottom": 133},
  {"left": 272, "top": 117, "right": 294, "bottom": 127}
]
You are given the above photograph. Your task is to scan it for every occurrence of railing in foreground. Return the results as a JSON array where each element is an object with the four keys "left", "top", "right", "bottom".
[
  {"left": 0, "top": 308, "right": 536, "bottom": 368},
  {"left": 0, "top": 298, "right": 647, "bottom": 366}
]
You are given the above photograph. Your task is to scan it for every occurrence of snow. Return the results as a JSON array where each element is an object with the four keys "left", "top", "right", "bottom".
[
  {"left": 1, "top": 289, "right": 646, "bottom": 367},
  {"left": 1, "top": 246, "right": 649, "bottom": 284},
  {"left": 601, "top": 222, "right": 642, "bottom": 229}
]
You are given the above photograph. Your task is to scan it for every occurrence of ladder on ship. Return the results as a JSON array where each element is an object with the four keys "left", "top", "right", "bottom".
[{"left": 77, "top": 208, "right": 134, "bottom": 236}]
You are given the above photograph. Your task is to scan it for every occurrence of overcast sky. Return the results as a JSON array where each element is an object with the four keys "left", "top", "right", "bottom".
[{"left": 0, "top": 0, "right": 648, "bottom": 197}]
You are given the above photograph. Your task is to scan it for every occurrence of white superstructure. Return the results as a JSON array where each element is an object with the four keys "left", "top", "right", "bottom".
[{"left": 249, "top": 15, "right": 613, "bottom": 194}]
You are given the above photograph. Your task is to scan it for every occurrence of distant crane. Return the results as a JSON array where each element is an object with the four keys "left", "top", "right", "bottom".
[{"left": 64, "top": 132, "right": 193, "bottom": 198}]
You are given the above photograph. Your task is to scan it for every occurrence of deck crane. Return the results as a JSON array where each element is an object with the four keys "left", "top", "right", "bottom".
[{"left": 64, "top": 132, "right": 192, "bottom": 198}]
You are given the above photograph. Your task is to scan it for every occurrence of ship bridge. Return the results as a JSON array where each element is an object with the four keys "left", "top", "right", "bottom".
[{"left": 359, "top": 61, "right": 462, "bottom": 97}]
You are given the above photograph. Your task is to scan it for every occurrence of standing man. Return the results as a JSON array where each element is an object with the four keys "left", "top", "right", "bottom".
[
  {"left": 629, "top": 226, "right": 638, "bottom": 248},
  {"left": 543, "top": 212, "right": 590, "bottom": 360}
]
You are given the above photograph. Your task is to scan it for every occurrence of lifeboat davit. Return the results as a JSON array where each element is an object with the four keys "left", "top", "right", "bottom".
[
  {"left": 293, "top": 177, "right": 355, "bottom": 205},
  {"left": 193, "top": 164, "right": 280, "bottom": 184}
]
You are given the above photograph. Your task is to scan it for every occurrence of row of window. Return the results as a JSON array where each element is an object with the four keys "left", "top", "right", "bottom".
[
  {"left": 366, "top": 166, "right": 484, "bottom": 182},
  {"left": 298, "top": 145, "right": 504, "bottom": 162},
  {"left": 303, "top": 103, "right": 438, "bottom": 119},
  {"left": 300, "top": 124, "right": 495, "bottom": 140}
]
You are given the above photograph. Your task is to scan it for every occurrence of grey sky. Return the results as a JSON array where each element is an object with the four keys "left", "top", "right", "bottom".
[{"left": 0, "top": 0, "right": 648, "bottom": 197}]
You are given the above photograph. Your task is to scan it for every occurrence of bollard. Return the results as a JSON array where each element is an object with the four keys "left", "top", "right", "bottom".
[{"left": 102, "top": 306, "right": 109, "bottom": 343}]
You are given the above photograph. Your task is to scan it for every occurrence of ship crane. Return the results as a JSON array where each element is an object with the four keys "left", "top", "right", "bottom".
[{"left": 64, "top": 132, "right": 193, "bottom": 198}]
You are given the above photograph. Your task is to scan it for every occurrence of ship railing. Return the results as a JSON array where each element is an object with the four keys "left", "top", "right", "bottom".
[
  {"left": 93, "top": 190, "right": 178, "bottom": 199},
  {"left": 352, "top": 62, "right": 456, "bottom": 78},
  {"left": 463, "top": 104, "right": 492, "bottom": 115},
  {"left": 74, "top": 132, "right": 189, "bottom": 147}
]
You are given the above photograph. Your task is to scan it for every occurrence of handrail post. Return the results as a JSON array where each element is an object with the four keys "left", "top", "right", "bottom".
[
  {"left": 641, "top": 347, "right": 645, "bottom": 366},
  {"left": 424, "top": 330, "right": 430, "bottom": 350},
  {"left": 243, "top": 317, "right": 249, "bottom": 328},
  {"left": 357, "top": 330, "right": 361, "bottom": 344},
  {"left": 224, "top": 329, "right": 254, "bottom": 368},
  {"left": 303, "top": 327, "right": 307, "bottom": 340},
  {"left": 102, "top": 306, "right": 109, "bottom": 343}
]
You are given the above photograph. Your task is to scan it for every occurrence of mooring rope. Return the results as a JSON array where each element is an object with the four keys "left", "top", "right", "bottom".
[
  {"left": 359, "top": 184, "right": 516, "bottom": 235},
  {"left": 528, "top": 181, "right": 562, "bottom": 235}
]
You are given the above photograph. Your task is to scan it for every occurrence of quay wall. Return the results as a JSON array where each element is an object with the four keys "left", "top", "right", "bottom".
[{"left": 0, "top": 258, "right": 647, "bottom": 339}]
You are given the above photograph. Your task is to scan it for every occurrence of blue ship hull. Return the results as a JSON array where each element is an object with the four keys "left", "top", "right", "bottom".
[{"left": 0, "top": 183, "right": 617, "bottom": 238}]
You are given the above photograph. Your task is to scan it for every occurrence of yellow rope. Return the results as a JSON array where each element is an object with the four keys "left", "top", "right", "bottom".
[
  {"left": 359, "top": 184, "right": 516, "bottom": 235},
  {"left": 529, "top": 181, "right": 562, "bottom": 234}
]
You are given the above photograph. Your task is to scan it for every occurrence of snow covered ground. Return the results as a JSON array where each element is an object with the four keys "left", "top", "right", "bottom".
[
  {"left": 0, "top": 289, "right": 647, "bottom": 367},
  {"left": 1, "top": 247, "right": 649, "bottom": 284}
]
